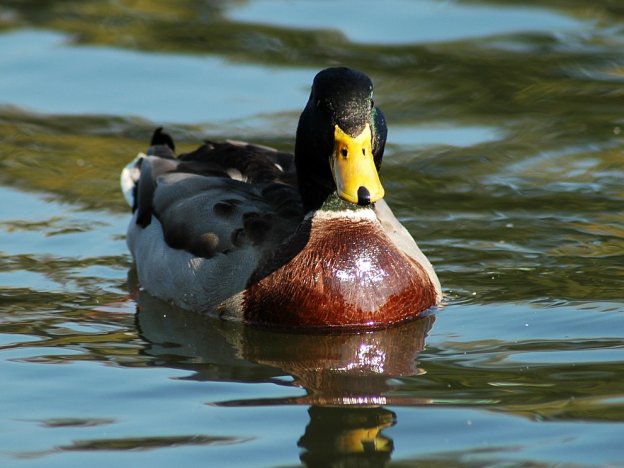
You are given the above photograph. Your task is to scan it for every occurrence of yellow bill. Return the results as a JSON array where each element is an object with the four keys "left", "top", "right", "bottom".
[{"left": 330, "top": 123, "right": 385, "bottom": 205}]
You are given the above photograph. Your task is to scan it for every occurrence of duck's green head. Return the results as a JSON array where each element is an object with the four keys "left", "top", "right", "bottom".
[{"left": 295, "top": 67, "right": 388, "bottom": 211}]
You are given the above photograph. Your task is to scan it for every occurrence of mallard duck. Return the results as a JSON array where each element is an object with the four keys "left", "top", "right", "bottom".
[{"left": 121, "top": 67, "right": 441, "bottom": 329}]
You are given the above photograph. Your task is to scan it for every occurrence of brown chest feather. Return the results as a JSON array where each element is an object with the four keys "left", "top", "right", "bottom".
[{"left": 243, "top": 215, "right": 436, "bottom": 328}]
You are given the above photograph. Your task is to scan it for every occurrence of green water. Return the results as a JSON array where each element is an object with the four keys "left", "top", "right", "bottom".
[{"left": 1, "top": 1, "right": 623, "bottom": 466}]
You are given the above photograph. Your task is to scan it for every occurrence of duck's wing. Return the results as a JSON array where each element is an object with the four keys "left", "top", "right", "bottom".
[
  {"left": 124, "top": 131, "right": 304, "bottom": 312},
  {"left": 133, "top": 140, "right": 301, "bottom": 252}
]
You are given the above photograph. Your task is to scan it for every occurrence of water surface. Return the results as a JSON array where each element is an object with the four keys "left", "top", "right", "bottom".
[{"left": 1, "top": 1, "right": 623, "bottom": 466}]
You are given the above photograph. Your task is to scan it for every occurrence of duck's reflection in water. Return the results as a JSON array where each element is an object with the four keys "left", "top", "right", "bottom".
[
  {"left": 135, "top": 291, "right": 434, "bottom": 466},
  {"left": 299, "top": 405, "right": 396, "bottom": 467}
]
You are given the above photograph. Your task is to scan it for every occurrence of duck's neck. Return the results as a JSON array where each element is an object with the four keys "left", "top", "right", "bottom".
[
  {"left": 297, "top": 175, "right": 335, "bottom": 212},
  {"left": 316, "top": 192, "right": 374, "bottom": 214}
]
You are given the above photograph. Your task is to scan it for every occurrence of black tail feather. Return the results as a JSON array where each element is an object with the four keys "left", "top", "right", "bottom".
[{"left": 150, "top": 127, "right": 176, "bottom": 152}]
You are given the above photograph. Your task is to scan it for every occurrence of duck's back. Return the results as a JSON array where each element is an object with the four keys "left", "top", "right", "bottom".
[{"left": 124, "top": 138, "right": 304, "bottom": 313}]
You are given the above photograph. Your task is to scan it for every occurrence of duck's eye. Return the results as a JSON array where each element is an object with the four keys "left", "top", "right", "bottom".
[
  {"left": 370, "top": 99, "right": 374, "bottom": 109},
  {"left": 362, "top": 148, "right": 366, "bottom": 155},
  {"left": 341, "top": 148, "right": 348, "bottom": 158}
]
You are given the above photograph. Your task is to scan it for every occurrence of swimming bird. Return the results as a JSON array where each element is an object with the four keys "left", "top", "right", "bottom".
[{"left": 121, "top": 67, "right": 441, "bottom": 329}]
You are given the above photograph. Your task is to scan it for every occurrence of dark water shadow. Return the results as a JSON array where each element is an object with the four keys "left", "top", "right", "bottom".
[{"left": 135, "top": 291, "right": 435, "bottom": 465}]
